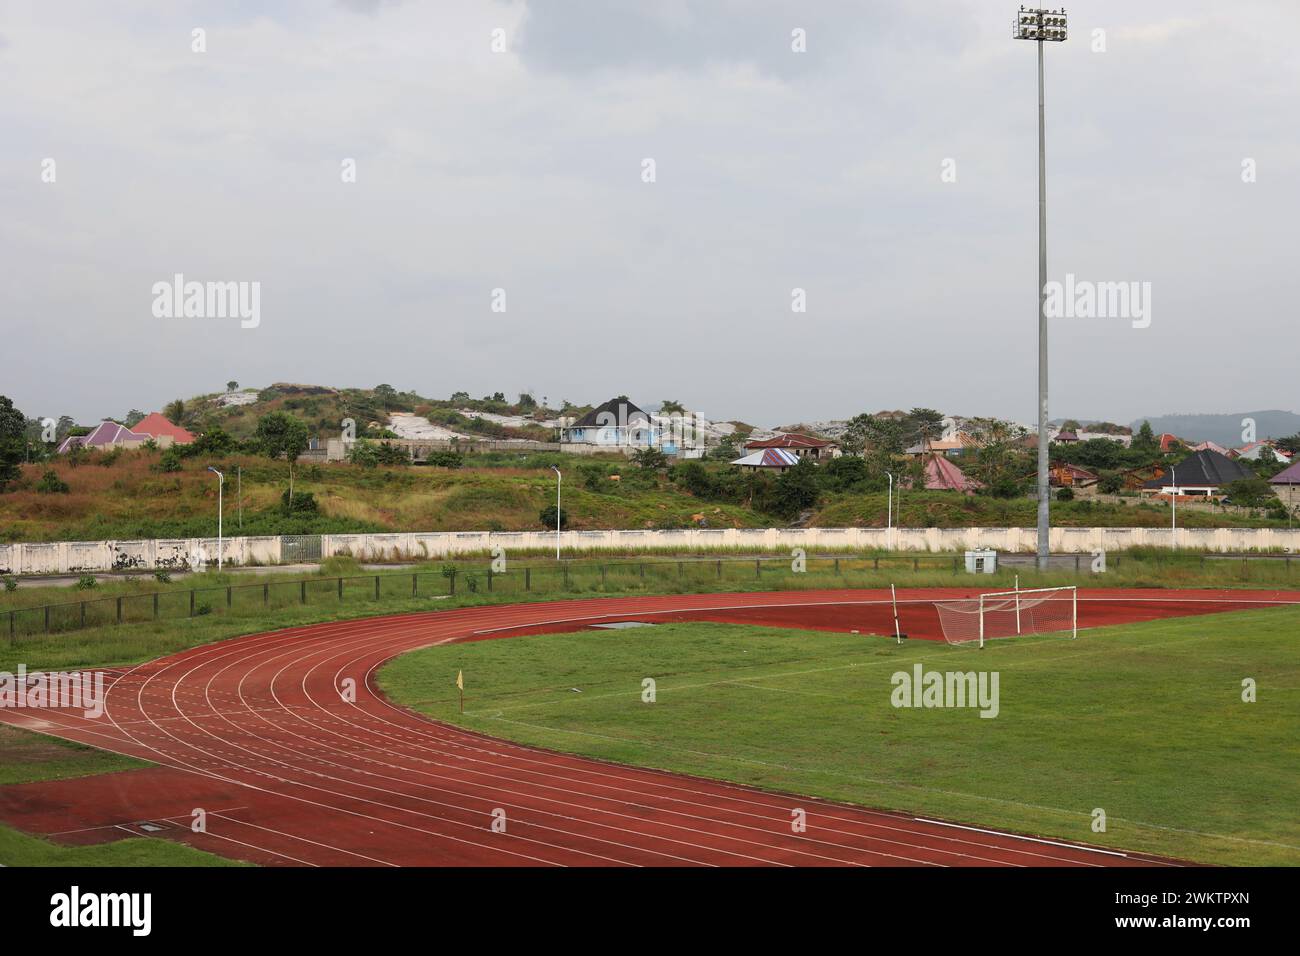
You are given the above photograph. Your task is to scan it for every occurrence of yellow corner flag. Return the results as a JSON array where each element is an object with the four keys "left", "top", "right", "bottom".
[{"left": 456, "top": 670, "right": 464, "bottom": 690}]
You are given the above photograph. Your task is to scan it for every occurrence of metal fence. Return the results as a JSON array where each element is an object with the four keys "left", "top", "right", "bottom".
[{"left": 3, "top": 551, "right": 1293, "bottom": 643}]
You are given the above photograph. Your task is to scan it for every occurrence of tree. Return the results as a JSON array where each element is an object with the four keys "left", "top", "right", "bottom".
[
  {"left": 0, "top": 395, "right": 27, "bottom": 490},
  {"left": 373, "top": 384, "right": 398, "bottom": 408},
  {"left": 164, "top": 399, "right": 185, "bottom": 426},
  {"left": 660, "top": 399, "right": 686, "bottom": 414},
  {"left": 255, "top": 412, "right": 310, "bottom": 505},
  {"left": 539, "top": 504, "right": 568, "bottom": 530},
  {"left": 770, "top": 458, "right": 820, "bottom": 520},
  {"left": 35, "top": 469, "right": 70, "bottom": 493},
  {"left": 632, "top": 447, "right": 668, "bottom": 471},
  {"left": 1223, "top": 477, "right": 1275, "bottom": 508},
  {"left": 1277, "top": 433, "right": 1300, "bottom": 456},
  {"left": 124, "top": 409, "right": 145, "bottom": 428},
  {"left": 226, "top": 381, "right": 239, "bottom": 392},
  {"left": 517, "top": 393, "right": 537, "bottom": 410},
  {"left": 1133, "top": 420, "right": 1157, "bottom": 453}
]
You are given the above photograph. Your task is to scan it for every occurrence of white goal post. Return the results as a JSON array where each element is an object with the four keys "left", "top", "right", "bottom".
[{"left": 935, "top": 585, "right": 1077, "bottom": 648}]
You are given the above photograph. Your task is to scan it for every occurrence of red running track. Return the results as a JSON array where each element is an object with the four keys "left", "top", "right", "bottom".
[{"left": 2, "top": 587, "right": 1293, "bottom": 867}]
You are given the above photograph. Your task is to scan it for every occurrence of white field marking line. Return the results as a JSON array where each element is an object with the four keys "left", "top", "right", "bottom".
[
  {"left": 225, "top": 640, "right": 746, "bottom": 867},
  {"left": 183, "top": 626, "right": 687, "bottom": 869},
  {"left": 254, "top": 617, "right": 950, "bottom": 869},
  {"left": 343, "top": 619, "right": 1149, "bottom": 865},
  {"left": 207, "top": 812, "right": 400, "bottom": 867},
  {"left": 462, "top": 622, "right": 1273, "bottom": 859},
  {"left": 48, "top": 805, "right": 248, "bottom": 837},
  {"left": 191, "top": 828, "right": 320, "bottom": 867},
  {"left": 97, "top": 635, "right": 576, "bottom": 868},
  {"left": 297, "top": 627, "right": 925, "bottom": 867},
  {"left": 342, "top": 633, "right": 1097, "bottom": 865},
  {"left": 300, "top": 639, "right": 960, "bottom": 866},
  {"left": 913, "top": 818, "right": 1131, "bottom": 858}
]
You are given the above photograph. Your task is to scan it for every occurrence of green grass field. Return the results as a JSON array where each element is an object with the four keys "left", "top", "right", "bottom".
[{"left": 379, "top": 608, "right": 1300, "bottom": 866}]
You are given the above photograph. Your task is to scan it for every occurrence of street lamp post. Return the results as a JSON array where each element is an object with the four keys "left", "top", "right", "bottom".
[
  {"left": 1170, "top": 466, "right": 1177, "bottom": 548},
  {"left": 1014, "top": 6, "right": 1068, "bottom": 572},
  {"left": 885, "top": 471, "right": 894, "bottom": 551},
  {"left": 550, "top": 465, "right": 562, "bottom": 561},
  {"left": 207, "top": 466, "right": 224, "bottom": 570}
]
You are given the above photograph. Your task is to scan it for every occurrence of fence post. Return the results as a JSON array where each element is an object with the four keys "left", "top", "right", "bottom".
[
  {"left": 227, "top": 586, "right": 232, "bottom": 609},
  {"left": 913, "top": 557, "right": 918, "bottom": 572},
  {"left": 677, "top": 561, "right": 683, "bottom": 578},
  {"left": 44, "top": 605, "right": 50, "bottom": 633},
  {"left": 717, "top": 560, "right": 723, "bottom": 579},
  {"left": 1075, "top": 555, "right": 1081, "bottom": 573},
  {"left": 525, "top": 567, "right": 531, "bottom": 591},
  {"left": 640, "top": 563, "right": 645, "bottom": 580},
  {"left": 374, "top": 576, "right": 380, "bottom": 600},
  {"left": 301, "top": 580, "right": 307, "bottom": 604},
  {"left": 189, "top": 590, "right": 195, "bottom": 617},
  {"left": 153, "top": 593, "right": 159, "bottom": 619},
  {"left": 756, "top": 559, "right": 761, "bottom": 578},
  {"left": 834, "top": 558, "right": 840, "bottom": 575},
  {"left": 117, "top": 596, "right": 123, "bottom": 624},
  {"left": 264, "top": 583, "right": 269, "bottom": 605},
  {"left": 80, "top": 602, "right": 86, "bottom": 627},
  {"left": 412, "top": 573, "right": 418, "bottom": 597},
  {"left": 339, "top": 577, "right": 344, "bottom": 600},
  {"left": 563, "top": 564, "right": 569, "bottom": 589},
  {"left": 488, "top": 568, "right": 494, "bottom": 592},
  {"left": 8, "top": 610, "right": 14, "bottom": 645},
  {"left": 874, "top": 557, "right": 879, "bottom": 571}
]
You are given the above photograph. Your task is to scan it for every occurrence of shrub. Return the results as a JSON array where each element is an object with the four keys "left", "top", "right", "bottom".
[
  {"left": 157, "top": 447, "right": 183, "bottom": 472},
  {"left": 281, "top": 489, "right": 319, "bottom": 514},
  {"left": 1056, "top": 487, "right": 1075, "bottom": 501},
  {"left": 196, "top": 601, "right": 213, "bottom": 616},
  {"left": 36, "top": 470, "right": 70, "bottom": 494},
  {"left": 539, "top": 505, "right": 568, "bottom": 529},
  {"left": 2, "top": 577, "right": 17, "bottom": 592},
  {"left": 76, "top": 575, "right": 97, "bottom": 590},
  {"left": 154, "top": 569, "right": 172, "bottom": 584},
  {"left": 424, "top": 450, "right": 463, "bottom": 469}
]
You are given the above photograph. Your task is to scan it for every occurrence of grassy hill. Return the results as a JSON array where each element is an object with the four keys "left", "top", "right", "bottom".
[{"left": 1, "top": 446, "right": 1290, "bottom": 545}]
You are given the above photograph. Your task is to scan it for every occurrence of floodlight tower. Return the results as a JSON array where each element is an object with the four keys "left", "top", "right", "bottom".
[{"left": 1014, "top": 6, "right": 1068, "bottom": 572}]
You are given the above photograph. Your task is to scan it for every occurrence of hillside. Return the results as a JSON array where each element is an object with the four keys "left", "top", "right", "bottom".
[{"left": 1130, "top": 409, "right": 1300, "bottom": 446}]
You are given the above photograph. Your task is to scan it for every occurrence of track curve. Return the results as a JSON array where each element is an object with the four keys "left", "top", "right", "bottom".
[{"left": 7, "top": 587, "right": 1289, "bottom": 866}]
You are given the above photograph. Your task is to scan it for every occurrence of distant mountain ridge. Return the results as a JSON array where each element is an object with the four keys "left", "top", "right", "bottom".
[{"left": 1128, "top": 410, "right": 1300, "bottom": 447}]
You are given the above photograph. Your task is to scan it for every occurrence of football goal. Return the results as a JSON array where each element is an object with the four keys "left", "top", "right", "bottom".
[{"left": 934, "top": 585, "right": 1077, "bottom": 648}]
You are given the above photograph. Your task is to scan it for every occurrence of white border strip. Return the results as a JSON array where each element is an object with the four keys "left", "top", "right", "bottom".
[{"left": 913, "top": 817, "right": 1130, "bottom": 858}]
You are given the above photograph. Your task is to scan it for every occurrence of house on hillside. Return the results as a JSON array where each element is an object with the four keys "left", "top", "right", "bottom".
[
  {"left": 130, "top": 412, "right": 196, "bottom": 445},
  {"left": 731, "top": 447, "right": 801, "bottom": 473},
  {"left": 559, "top": 397, "right": 664, "bottom": 450},
  {"left": 56, "top": 421, "right": 150, "bottom": 455},
  {"left": 745, "top": 433, "right": 839, "bottom": 460},
  {"left": 1268, "top": 459, "right": 1300, "bottom": 510},
  {"left": 1233, "top": 441, "right": 1292, "bottom": 464},
  {"left": 1141, "top": 449, "right": 1254, "bottom": 499},
  {"left": 903, "top": 454, "right": 982, "bottom": 494},
  {"left": 905, "top": 432, "right": 976, "bottom": 458},
  {"left": 1049, "top": 462, "right": 1099, "bottom": 488},
  {"left": 1054, "top": 430, "right": 1080, "bottom": 444},
  {"left": 1190, "top": 440, "right": 1232, "bottom": 456}
]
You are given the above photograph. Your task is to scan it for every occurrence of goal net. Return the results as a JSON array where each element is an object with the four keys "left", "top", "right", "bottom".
[{"left": 934, "top": 586, "right": 1077, "bottom": 647}]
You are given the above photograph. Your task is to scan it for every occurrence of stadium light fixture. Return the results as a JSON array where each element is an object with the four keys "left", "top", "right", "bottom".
[
  {"left": 207, "top": 466, "right": 224, "bottom": 570},
  {"left": 1013, "top": 6, "right": 1068, "bottom": 572}
]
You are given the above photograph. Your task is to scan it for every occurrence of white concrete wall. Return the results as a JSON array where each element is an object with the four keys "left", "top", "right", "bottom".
[{"left": 2, "top": 526, "right": 1299, "bottom": 574}]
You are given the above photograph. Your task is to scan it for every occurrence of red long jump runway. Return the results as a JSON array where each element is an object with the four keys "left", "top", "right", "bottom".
[{"left": 1, "top": 587, "right": 1292, "bottom": 867}]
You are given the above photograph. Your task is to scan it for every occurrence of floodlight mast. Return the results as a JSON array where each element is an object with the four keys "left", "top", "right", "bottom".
[{"left": 1013, "top": 6, "right": 1067, "bottom": 572}]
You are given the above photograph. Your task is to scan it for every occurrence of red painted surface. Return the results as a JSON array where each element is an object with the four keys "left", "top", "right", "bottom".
[{"left": 2, "top": 588, "right": 1293, "bottom": 867}]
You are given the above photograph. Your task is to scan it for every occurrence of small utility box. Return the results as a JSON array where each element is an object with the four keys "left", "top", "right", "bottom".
[{"left": 965, "top": 549, "right": 997, "bottom": 574}]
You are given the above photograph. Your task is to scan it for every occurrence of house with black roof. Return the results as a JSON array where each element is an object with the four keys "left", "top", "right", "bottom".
[
  {"left": 559, "top": 396, "right": 661, "bottom": 450},
  {"left": 1141, "top": 449, "right": 1254, "bottom": 499}
]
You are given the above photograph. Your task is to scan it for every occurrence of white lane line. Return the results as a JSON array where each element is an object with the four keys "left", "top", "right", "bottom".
[{"left": 913, "top": 817, "right": 1131, "bottom": 858}]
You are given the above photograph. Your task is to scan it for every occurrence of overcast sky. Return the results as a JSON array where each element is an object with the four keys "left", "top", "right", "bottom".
[{"left": 3, "top": 0, "right": 1297, "bottom": 429}]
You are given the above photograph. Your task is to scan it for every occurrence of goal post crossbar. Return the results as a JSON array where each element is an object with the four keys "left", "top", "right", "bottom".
[{"left": 933, "top": 584, "right": 1077, "bottom": 648}]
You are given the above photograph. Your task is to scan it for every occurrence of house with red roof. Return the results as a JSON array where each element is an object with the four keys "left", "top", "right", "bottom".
[
  {"left": 731, "top": 447, "right": 802, "bottom": 473},
  {"left": 903, "top": 454, "right": 982, "bottom": 494},
  {"left": 130, "top": 412, "right": 197, "bottom": 445},
  {"left": 744, "top": 433, "right": 839, "bottom": 460}
]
